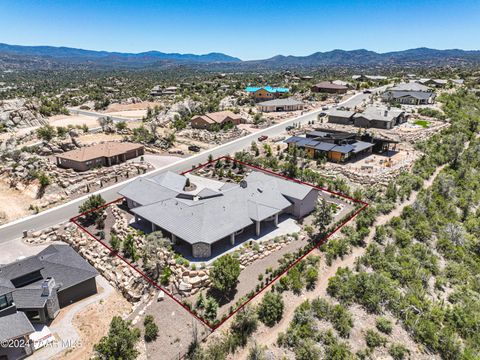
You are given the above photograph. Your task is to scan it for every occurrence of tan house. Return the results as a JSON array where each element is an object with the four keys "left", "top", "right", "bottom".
[
  {"left": 191, "top": 111, "right": 245, "bottom": 130},
  {"left": 56, "top": 142, "right": 144, "bottom": 171},
  {"left": 257, "top": 98, "right": 305, "bottom": 112},
  {"left": 311, "top": 81, "right": 348, "bottom": 94}
]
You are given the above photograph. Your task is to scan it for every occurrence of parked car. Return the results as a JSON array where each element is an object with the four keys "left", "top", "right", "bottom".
[
  {"left": 285, "top": 125, "right": 295, "bottom": 131},
  {"left": 188, "top": 145, "right": 201, "bottom": 152},
  {"left": 363, "top": 89, "right": 372, "bottom": 94},
  {"left": 258, "top": 135, "right": 268, "bottom": 142},
  {"left": 322, "top": 106, "right": 329, "bottom": 110}
]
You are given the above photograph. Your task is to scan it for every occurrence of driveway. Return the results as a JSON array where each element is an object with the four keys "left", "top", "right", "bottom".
[{"left": 29, "top": 276, "right": 114, "bottom": 360}]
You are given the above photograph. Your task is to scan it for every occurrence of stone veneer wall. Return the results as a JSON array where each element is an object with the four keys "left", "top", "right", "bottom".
[{"left": 192, "top": 242, "right": 211, "bottom": 258}]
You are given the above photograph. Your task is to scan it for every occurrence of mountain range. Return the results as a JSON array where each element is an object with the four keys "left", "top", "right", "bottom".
[{"left": 1, "top": 43, "right": 480, "bottom": 70}]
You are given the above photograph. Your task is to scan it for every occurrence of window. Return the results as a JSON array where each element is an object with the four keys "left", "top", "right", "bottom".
[{"left": 0, "top": 293, "right": 13, "bottom": 310}]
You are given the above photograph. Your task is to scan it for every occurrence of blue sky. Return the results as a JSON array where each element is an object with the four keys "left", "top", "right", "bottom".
[{"left": 0, "top": 0, "right": 479, "bottom": 60}]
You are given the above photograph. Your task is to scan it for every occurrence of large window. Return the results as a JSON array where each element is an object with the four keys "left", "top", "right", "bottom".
[{"left": 0, "top": 293, "right": 13, "bottom": 310}]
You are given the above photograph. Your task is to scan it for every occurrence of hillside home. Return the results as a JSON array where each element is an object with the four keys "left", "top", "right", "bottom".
[
  {"left": 191, "top": 111, "right": 245, "bottom": 130},
  {"left": 119, "top": 171, "right": 319, "bottom": 258},
  {"left": 56, "top": 142, "right": 144, "bottom": 171},
  {"left": 245, "top": 86, "right": 289, "bottom": 101},
  {"left": 0, "top": 245, "right": 98, "bottom": 359},
  {"left": 327, "top": 109, "right": 356, "bottom": 125},
  {"left": 311, "top": 81, "right": 348, "bottom": 94},
  {"left": 257, "top": 98, "right": 305, "bottom": 112},
  {"left": 353, "top": 107, "right": 407, "bottom": 129},
  {"left": 285, "top": 130, "right": 374, "bottom": 163}
]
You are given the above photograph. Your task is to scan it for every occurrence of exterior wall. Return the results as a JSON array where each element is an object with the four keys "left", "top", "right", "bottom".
[
  {"left": 305, "top": 147, "right": 315, "bottom": 158},
  {"left": 125, "top": 147, "right": 144, "bottom": 160},
  {"left": 126, "top": 198, "right": 140, "bottom": 209},
  {"left": 192, "top": 243, "right": 211, "bottom": 258},
  {"left": 56, "top": 157, "right": 99, "bottom": 171},
  {"left": 259, "top": 104, "right": 304, "bottom": 112},
  {"left": 253, "top": 89, "right": 274, "bottom": 101},
  {"left": 328, "top": 115, "right": 353, "bottom": 125},
  {"left": 328, "top": 151, "right": 345, "bottom": 162},
  {"left": 191, "top": 117, "right": 213, "bottom": 130},
  {"left": 285, "top": 189, "right": 319, "bottom": 218},
  {"left": 57, "top": 277, "right": 97, "bottom": 308},
  {"left": 312, "top": 86, "right": 347, "bottom": 94},
  {"left": 354, "top": 117, "right": 392, "bottom": 129}
]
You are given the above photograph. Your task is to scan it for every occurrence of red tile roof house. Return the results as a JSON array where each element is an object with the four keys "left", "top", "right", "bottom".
[
  {"left": 311, "top": 81, "right": 349, "bottom": 94},
  {"left": 190, "top": 111, "right": 245, "bottom": 130},
  {"left": 55, "top": 142, "right": 144, "bottom": 171}
]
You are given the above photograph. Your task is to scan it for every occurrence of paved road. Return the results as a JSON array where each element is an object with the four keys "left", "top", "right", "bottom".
[
  {"left": 68, "top": 108, "right": 142, "bottom": 122},
  {"left": 0, "top": 91, "right": 372, "bottom": 244}
]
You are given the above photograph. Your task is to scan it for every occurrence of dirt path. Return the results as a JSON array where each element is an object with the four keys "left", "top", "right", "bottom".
[{"left": 230, "top": 164, "right": 447, "bottom": 359}]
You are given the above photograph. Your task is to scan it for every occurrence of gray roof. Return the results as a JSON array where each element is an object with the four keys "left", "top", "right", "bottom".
[
  {"left": 124, "top": 170, "right": 316, "bottom": 245},
  {"left": 384, "top": 90, "right": 435, "bottom": 101},
  {"left": 331, "top": 144, "right": 354, "bottom": 154},
  {"left": 37, "top": 245, "right": 98, "bottom": 291},
  {"left": 0, "top": 245, "right": 98, "bottom": 309},
  {"left": 119, "top": 177, "right": 180, "bottom": 206},
  {"left": 350, "top": 141, "right": 375, "bottom": 153},
  {"left": 0, "top": 312, "right": 35, "bottom": 342},
  {"left": 312, "top": 142, "right": 337, "bottom": 152},
  {"left": 149, "top": 171, "right": 187, "bottom": 192},
  {"left": 257, "top": 98, "right": 304, "bottom": 107},
  {"left": 245, "top": 171, "right": 314, "bottom": 200},
  {"left": 0, "top": 257, "right": 44, "bottom": 282},
  {"left": 354, "top": 107, "right": 404, "bottom": 122},
  {"left": 389, "top": 82, "right": 431, "bottom": 92},
  {"left": 328, "top": 109, "right": 355, "bottom": 118}
]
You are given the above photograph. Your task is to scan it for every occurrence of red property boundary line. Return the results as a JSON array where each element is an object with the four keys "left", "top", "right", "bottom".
[{"left": 71, "top": 156, "right": 368, "bottom": 332}]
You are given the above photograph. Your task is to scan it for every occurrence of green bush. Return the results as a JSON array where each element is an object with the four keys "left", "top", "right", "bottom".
[
  {"left": 376, "top": 317, "right": 393, "bottom": 334},
  {"left": 257, "top": 292, "right": 284, "bottom": 327}
]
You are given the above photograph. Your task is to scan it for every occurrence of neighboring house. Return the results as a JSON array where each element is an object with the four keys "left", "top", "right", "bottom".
[
  {"left": 285, "top": 130, "right": 374, "bottom": 163},
  {"left": 119, "top": 171, "right": 318, "bottom": 258},
  {"left": 311, "top": 81, "right": 348, "bottom": 94},
  {"left": 352, "top": 75, "right": 387, "bottom": 82},
  {"left": 417, "top": 78, "right": 448, "bottom": 88},
  {"left": 0, "top": 245, "right": 98, "bottom": 359},
  {"left": 353, "top": 107, "right": 407, "bottom": 129},
  {"left": 0, "top": 312, "right": 35, "bottom": 359},
  {"left": 190, "top": 111, "right": 244, "bottom": 130},
  {"left": 331, "top": 80, "right": 352, "bottom": 88},
  {"left": 382, "top": 90, "right": 436, "bottom": 105},
  {"left": 257, "top": 98, "right": 305, "bottom": 112},
  {"left": 382, "top": 82, "right": 435, "bottom": 105},
  {"left": 150, "top": 86, "right": 178, "bottom": 96},
  {"left": 245, "top": 86, "right": 289, "bottom": 101},
  {"left": 56, "top": 142, "right": 144, "bottom": 171},
  {"left": 327, "top": 109, "right": 356, "bottom": 125}
]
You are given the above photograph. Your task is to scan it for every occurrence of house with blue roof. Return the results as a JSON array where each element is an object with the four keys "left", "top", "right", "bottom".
[{"left": 245, "top": 86, "right": 289, "bottom": 101}]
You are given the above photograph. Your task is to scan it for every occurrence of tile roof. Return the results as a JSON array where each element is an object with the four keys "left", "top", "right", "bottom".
[
  {"left": 354, "top": 107, "right": 404, "bottom": 122},
  {"left": 122, "top": 170, "right": 316, "bottom": 245},
  {"left": 257, "top": 98, "right": 304, "bottom": 107},
  {"left": 56, "top": 142, "right": 143, "bottom": 162},
  {"left": 389, "top": 82, "right": 431, "bottom": 92},
  {"left": 313, "top": 81, "right": 348, "bottom": 90},
  {"left": 0, "top": 245, "right": 98, "bottom": 309},
  {"left": 0, "top": 312, "right": 35, "bottom": 342}
]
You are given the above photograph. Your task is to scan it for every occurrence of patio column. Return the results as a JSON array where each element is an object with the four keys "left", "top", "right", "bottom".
[
  {"left": 171, "top": 234, "right": 177, "bottom": 245},
  {"left": 274, "top": 213, "right": 279, "bottom": 226},
  {"left": 230, "top": 233, "right": 235, "bottom": 245},
  {"left": 255, "top": 221, "right": 261, "bottom": 236},
  {"left": 134, "top": 214, "right": 139, "bottom": 223},
  {"left": 151, "top": 223, "right": 157, "bottom": 232}
]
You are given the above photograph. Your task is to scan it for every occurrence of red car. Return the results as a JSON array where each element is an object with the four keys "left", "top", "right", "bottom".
[{"left": 258, "top": 135, "right": 268, "bottom": 142}]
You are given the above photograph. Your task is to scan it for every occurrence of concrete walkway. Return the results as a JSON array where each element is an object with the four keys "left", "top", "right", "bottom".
[{"left": 29, "top": 276, "right": 114, "bottom": 360}]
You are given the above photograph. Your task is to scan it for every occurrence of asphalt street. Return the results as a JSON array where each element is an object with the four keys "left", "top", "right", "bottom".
[{"left": 0, "top": 91, "right": 371, "bottom": 244}]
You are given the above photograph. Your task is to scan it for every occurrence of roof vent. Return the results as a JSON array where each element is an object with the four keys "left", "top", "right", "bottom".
[
  {"left": 240, "top": 180, "right": 247, "bottom": 188},
  {"left": 384, "top": 110, "right": 388, "bottom": 117}
]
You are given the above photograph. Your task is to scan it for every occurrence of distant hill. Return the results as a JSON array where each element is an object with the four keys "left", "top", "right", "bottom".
[
  {"left": 1, "top": 43, "right": 480, "bottom": 70},
  {"left": 0, "top": 43, "right": 242, "bottom": 69},
  {"left": 246, "top": 48, "right": 480, "bottom": 68}
]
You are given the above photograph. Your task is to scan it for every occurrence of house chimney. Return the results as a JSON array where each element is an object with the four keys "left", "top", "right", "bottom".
[
  {"left": 384, "top": 110, "right": 388, "bottom": 117},
  {"left": 42, "top": 277, "right": 56, "bottom": 296}
]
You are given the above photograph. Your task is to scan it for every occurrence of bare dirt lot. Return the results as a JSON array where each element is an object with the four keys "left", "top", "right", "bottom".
[
  {"left": 130, "top": 295, "right": 211, "bottom": 360},
  {"left": 48, "top": 114, "right": 100, "bottom": 129}
]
